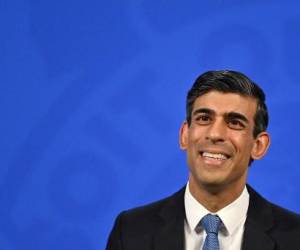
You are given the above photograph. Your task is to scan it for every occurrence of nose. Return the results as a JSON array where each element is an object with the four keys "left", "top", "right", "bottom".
[{"left": 205, "top": 118, "right": 226, "bottom": 143}]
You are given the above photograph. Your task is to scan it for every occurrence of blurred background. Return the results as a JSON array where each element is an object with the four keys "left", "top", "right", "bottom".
[{"left": 1, "top": 0, "right": 300, "bottom": 249}]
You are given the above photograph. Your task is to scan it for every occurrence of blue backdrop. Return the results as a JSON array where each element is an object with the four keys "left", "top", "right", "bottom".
[{"left": 1, "top": 0, "right": 300, "bottom": 249}]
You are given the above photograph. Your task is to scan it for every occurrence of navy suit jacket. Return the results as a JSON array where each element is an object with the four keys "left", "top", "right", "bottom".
[{"left": 106, "top": 185, "right": 300, "bottom": 250}]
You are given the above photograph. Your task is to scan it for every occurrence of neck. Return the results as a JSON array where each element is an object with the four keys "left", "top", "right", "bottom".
[{"left": 188, "top": 178, "right": 246, "bottom": 212}]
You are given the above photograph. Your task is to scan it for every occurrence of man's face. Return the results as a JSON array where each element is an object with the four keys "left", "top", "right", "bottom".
[{"left": 180, "top": 91, "right": 270, "bottom": 192}]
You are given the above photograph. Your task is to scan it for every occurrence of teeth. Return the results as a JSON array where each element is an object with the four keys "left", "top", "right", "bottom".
[{"left": 202, "top": 152, "right": 227, "bottom": 160}]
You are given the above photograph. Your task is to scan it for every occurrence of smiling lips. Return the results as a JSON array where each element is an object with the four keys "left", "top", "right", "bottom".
[{"left": 202, "top": 152, "right": 228, "bottom": 160}]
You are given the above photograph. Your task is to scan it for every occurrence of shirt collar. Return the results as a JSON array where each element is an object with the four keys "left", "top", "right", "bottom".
[{"left": 184, "top": 182, "right": 249, "bottom": 235}]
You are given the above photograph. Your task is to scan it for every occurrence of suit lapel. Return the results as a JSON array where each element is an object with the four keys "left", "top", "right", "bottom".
[
  {"left": 153, "top": 187, "right": 185, "bottom": 250},
  {"left": 242, "top": 185, "right": 276, "bottom": 250},
  {"left": 151, "top": 185, "right": 277, "bottom": 250},
  {"left": 242, "top": 218, "right": 275, "bottom": 250}
]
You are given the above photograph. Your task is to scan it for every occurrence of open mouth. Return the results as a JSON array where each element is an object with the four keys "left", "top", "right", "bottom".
[{"left": 200, "top": 151, "right": 230, "bottom": 160}]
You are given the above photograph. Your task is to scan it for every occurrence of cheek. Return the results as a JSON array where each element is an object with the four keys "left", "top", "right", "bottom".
[
  {"left": 186, "top": 129, "right": 203, "bottom": 156},
  {"left": 230, "top": 133, "right": 255, "bottom": 154},
  {"left": 234, "top": 137, "right": 254, "bottom": 158},
  {"left": 188, "top": 126, "right": 204, "bottom": 142}
]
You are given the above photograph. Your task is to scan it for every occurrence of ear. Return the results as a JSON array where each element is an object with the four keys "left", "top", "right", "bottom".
[
  {"left": 179, "top": 121, "right": 189, "bottom": 150},
  {"left": 251, "top": 131, "right": 271, "bottom": 160}
]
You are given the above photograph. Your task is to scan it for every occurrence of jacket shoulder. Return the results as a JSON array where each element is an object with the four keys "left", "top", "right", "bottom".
[
  {"left": 247, "top": 184, "right": 300, "bottom": 231},
  {"left": 270, "top": 202, "right": 300, "bottom": 230},
  {"left": 120, "top": 187, "right": 185, "bottom": 224},
  {"left": 106, "top": 187, "right": 185, "bottom": 250}
]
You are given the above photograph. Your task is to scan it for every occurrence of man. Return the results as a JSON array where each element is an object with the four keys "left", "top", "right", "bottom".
[{"left": 106, "top": 70, "right": 300, "bottom": 250}]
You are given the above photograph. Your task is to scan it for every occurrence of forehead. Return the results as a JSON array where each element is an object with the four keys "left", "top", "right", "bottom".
[{"left": 192, "top": 91, "right": 258, "bottom": 119}]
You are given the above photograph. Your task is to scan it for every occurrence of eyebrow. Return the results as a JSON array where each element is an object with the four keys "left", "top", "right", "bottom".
[
  {"left": 192, "top": 108, "right": 215, "bottom": 117},
  {"left": 192, "top": 108, "right": 250, "bottom": 123}
]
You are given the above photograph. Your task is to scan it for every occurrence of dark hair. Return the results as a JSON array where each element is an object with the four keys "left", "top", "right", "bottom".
[{"left": 186, "top": 70, "right": 268, "bottom": 137}]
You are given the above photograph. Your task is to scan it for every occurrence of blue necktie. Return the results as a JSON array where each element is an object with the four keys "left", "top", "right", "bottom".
[{"left": 201, "top": 214, "right": 221, "bottom": 250}]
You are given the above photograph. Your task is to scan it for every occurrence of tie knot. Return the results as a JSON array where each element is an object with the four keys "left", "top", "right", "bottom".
[{"left": 201, "top": 214, "right": 221, "bottom": 234}]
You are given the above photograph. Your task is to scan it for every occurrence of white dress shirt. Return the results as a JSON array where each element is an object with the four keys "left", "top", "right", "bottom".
[{"left": 184, "top": 183, "right": 249, "bottom": 250}]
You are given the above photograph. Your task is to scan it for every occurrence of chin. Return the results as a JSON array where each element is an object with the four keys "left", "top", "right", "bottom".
[{"left": 194, "top": 175, "right": 226, "bottom": 188}]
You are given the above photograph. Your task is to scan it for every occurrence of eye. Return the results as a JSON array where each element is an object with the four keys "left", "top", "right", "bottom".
[
  {"left": 228, "top": 119, "right": 245, "bottom": 129},
  {"left": 194, "top": 114, "right": 211, "bottom": 125}
]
